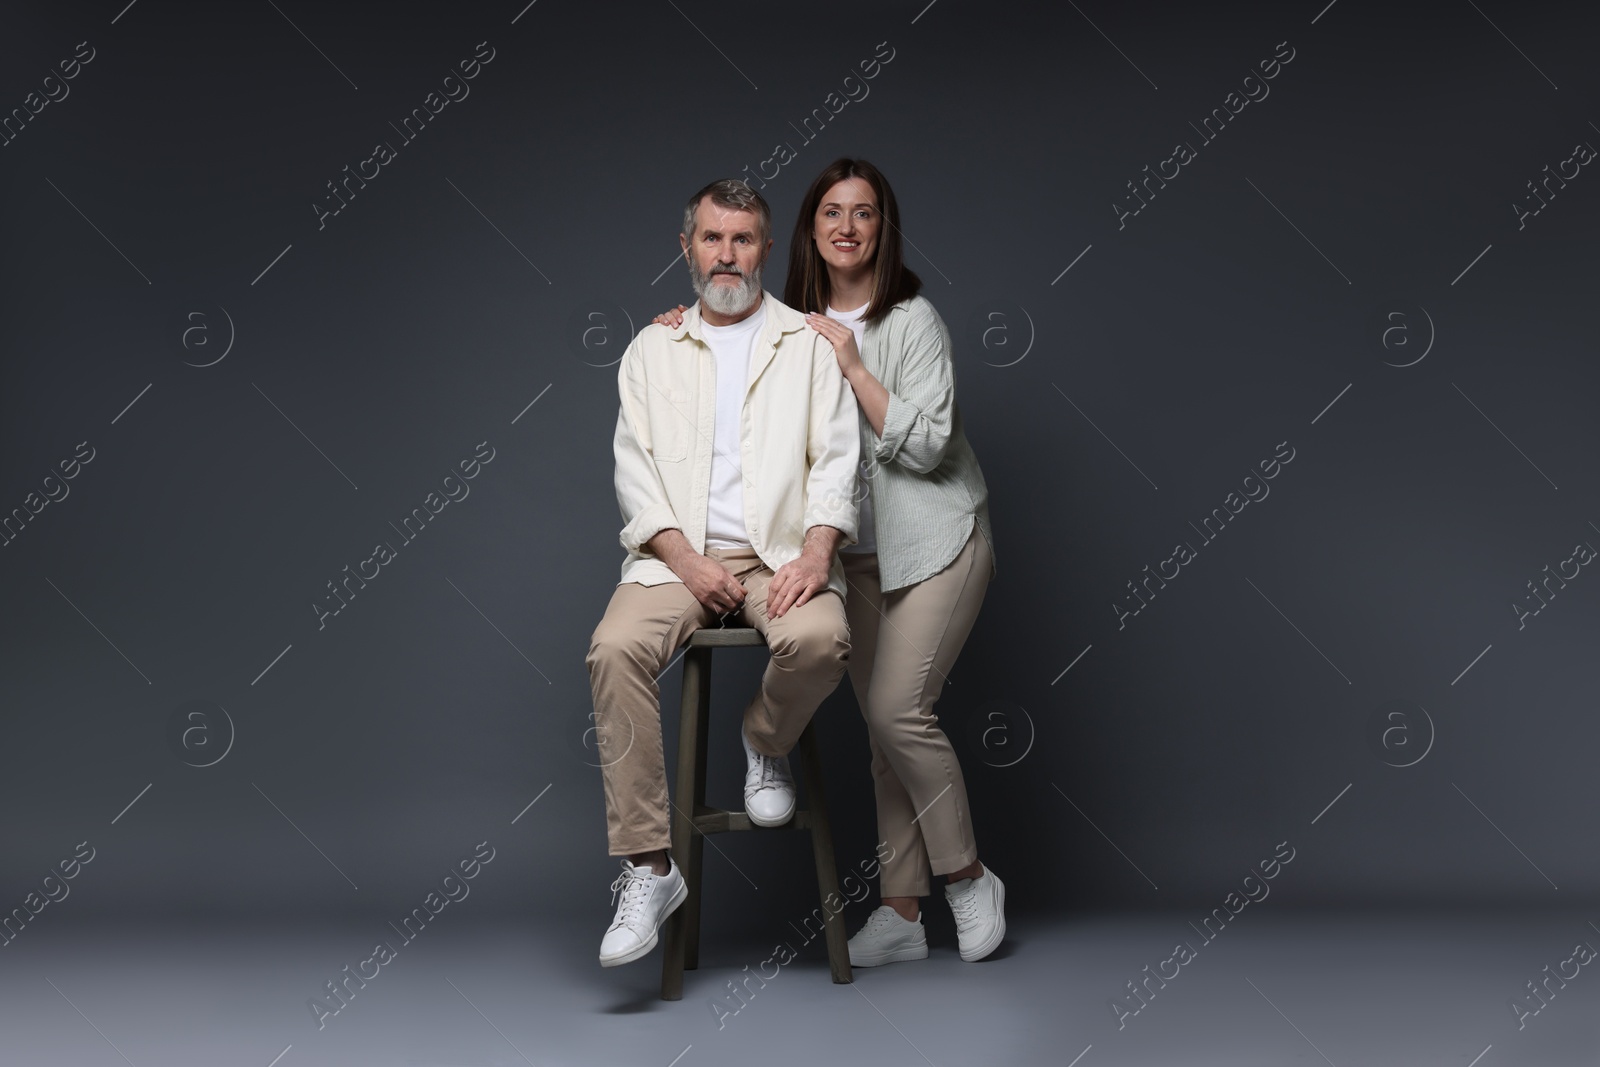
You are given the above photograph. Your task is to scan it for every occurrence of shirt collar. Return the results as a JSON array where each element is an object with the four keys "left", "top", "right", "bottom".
[{"left": 673, "top": 291, "right": 808, "bottom": 346}]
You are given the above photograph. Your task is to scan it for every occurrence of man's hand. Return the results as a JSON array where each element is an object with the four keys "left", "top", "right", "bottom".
[
  {"left": 768, "top": 555, "right": 829, "bottom": 619},
  {"left": 679, "top": 553, "right": 746, "bottom": 614},
  {"left": 646, "top": 528, "right": 745, "bottom": 614},
  {"left": 768, "top": 525, "right": 844, "bottom": 619}
]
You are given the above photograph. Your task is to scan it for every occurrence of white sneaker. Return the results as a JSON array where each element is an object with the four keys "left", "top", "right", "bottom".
[
  {"left": 598, "top": 858, "right": 687, "bottom": 967},
  {"left": 847, "top": 905, "right": 929, "bottom": 967},
  {"left": 944, "top": 867, "right": 1006, "bottom": 962},
  {"left": 741, "top": 728, "right": 796, "bottom": 827}
]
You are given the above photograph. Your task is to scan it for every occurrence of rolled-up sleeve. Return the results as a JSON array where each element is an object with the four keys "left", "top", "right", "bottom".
[
  {"left": 803, "top": 336, "right": 860, "bottom": 544},
  {"left": 614, "top": 340, "right": 681, "bottom": 553},
  {"left": 873, "top": 306, "right": 956, "bottom": 475}
]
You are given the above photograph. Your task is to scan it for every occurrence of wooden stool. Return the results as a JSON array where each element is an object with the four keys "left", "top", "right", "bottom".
[{"left": 659, "top": 626, "right": 853, "bottom": 999}]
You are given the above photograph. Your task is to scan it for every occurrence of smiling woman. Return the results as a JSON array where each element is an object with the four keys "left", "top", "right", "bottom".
[{"left": 776, "top": 158, "right": 1006, "bottom": 967}]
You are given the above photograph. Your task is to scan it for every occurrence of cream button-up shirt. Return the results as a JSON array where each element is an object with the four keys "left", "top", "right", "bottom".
[{"left": 610, "top": 291, "right": 861, "bottom": 596}]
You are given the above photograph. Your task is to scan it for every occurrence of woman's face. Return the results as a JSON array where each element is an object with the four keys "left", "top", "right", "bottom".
[{"left": 812, "top": 178, "right": 880, "bottom": 275}]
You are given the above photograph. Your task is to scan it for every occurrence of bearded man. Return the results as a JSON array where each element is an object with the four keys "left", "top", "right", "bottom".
[{"left": 585, "top": 178, "right": 860, "bottom": 968}]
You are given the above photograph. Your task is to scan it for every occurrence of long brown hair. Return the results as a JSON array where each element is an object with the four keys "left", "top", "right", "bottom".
[{"left": 783, "top": 158, "right": 921, "bottom": 323}]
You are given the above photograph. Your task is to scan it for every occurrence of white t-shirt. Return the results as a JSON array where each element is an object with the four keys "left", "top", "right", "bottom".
[
  {"left": 825, "top": 302, "right": 876, "bottom": 555},
  {"left": 700, "top": 302, "right": 767, "bottom": 549}
]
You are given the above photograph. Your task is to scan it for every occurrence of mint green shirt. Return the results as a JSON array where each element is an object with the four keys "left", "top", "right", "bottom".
[{"left": 858, "top": 295, "right": 995, "bottom": 592}]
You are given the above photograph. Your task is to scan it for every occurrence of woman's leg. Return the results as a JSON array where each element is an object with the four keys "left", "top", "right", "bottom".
[
  {"left": 863, "top": 529, "right": 994, "bottom": 893},
  {"left": 842, "top": 551, "right": 927, "bottom": 914}
]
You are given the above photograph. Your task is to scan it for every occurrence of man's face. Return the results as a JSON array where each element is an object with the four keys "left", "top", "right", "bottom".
[{"left": 680, "top": 199, "right": 771, "bottom": 318}]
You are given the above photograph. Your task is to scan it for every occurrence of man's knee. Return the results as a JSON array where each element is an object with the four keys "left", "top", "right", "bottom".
[
  {"left": 587, "top": 617, "right": 652, "bottom": 677},
  {"left": 770, "top": 606, "right": 850, "bottom": 676}
]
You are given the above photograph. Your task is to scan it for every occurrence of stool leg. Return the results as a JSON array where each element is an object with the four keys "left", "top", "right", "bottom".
[
  {"left": 661, "top": 646, "right": 710, "bottom": 1000},
  {"left": 683, "top": 647, "right": 712, "bottom": 971},
  {"left": 797, "top": 722, "right": 853, "bottom": 984},
  {"left": 682, "top": 835, "right": 706, "bottom": 971}
]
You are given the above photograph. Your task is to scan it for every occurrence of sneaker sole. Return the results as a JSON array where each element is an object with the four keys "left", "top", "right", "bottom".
[
  {"left": 849, "top": 942, "right": 930, "bottom": 967},
  {"left": 957, "top": 877, "right": 1006, "bottom": 962},
  {"left": 598, "top": 877, "right": 688, "bottom": 968}
]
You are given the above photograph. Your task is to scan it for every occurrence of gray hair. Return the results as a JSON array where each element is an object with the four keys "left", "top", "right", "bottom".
[{"left": 681, "top": 178, "right": 771, "bottom": 245}]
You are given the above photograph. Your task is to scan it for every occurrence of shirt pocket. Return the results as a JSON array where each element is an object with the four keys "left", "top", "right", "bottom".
[{"left": 650, "top": 385, "right": 693, "bottom": 462}]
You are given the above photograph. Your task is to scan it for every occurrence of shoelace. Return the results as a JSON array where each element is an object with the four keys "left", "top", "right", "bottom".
[
  {"left": 948, "top": 886, "right": 980, "bottom": 927},
  {"left": 859, "top": 908, "right": 899, "bottom": 936},
  {"left": 747, "top": 752, "right": 791, "bottom": 795},
  {"left": 608, "top": 867, "right": 652, "bottom": 929}
]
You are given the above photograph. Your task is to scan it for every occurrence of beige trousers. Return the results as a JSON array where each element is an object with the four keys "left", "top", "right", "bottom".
[
  {"left": 841, "top": 527, "right": 993, "bottom": 898},
  {"left": 585, "top": 547, "right": 850, "bottom": 856}
]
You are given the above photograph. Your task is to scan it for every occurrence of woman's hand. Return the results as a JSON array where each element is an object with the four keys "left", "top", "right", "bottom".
[
  {"left": 805, "top": 313, "right": 863, "bottom": 376},
  {"left": 652, "top": 304, "right": 689, "bottom": 328},
  {"left": 808, "top": 312, "right": 889, "bottom": 436}
]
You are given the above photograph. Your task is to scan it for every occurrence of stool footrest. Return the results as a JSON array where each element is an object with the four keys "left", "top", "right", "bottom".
[
  {"left": 690, "top": 807, "right": 814, "bottom": 835},
  {"left": 660, "top": 633, "right": 852, "bottom": 1000}
]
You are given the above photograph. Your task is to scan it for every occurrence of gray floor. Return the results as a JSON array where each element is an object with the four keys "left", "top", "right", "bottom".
[{"left": 5, "top": 908, "right": 1597, "bottom": 1066}]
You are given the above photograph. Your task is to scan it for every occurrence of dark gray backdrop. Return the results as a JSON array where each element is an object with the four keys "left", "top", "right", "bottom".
[{"left": 2, "top": 0, "right": 1596, "bottom": 935}]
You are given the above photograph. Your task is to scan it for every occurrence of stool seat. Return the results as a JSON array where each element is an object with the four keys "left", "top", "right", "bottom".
[
  {"left": 660, "top": 626, "right": 852, "bottom": 999},
  {"left": 685, "top": 627, "right": 766, "bottom": 648}
]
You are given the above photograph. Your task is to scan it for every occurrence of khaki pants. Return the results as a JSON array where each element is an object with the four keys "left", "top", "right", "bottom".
[
  {"left": 585, "top": 547, "right": 850, "bottom": 856},
  {"left": 842, "top": 528, "right": 993, "bottom": 898}
]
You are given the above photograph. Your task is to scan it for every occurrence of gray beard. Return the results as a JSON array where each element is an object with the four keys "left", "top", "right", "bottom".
[{"left": 691, "top": 261, "right": 763, "bottom": 317}]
